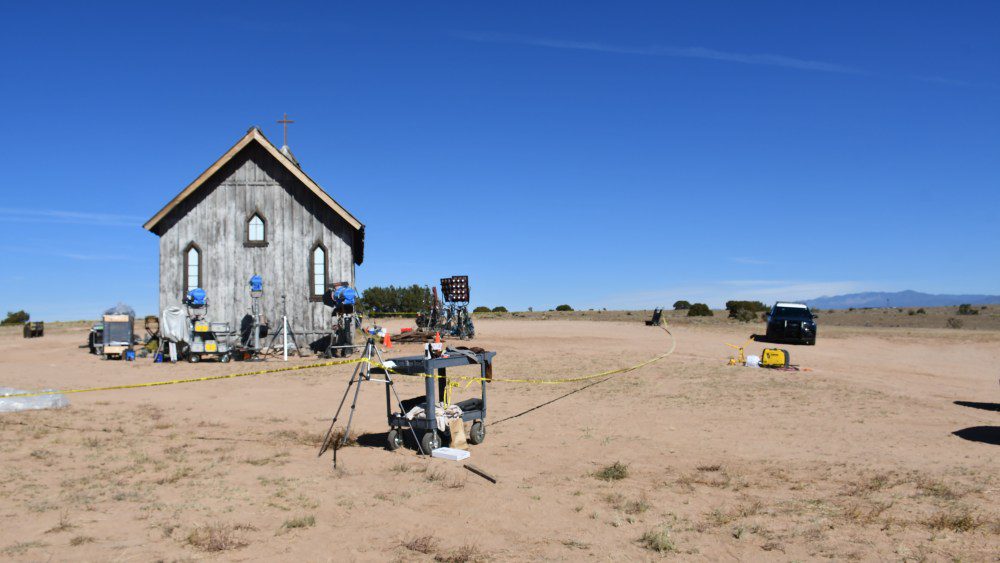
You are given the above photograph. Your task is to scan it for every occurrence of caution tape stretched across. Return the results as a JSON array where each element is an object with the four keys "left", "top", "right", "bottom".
[
  {"left": 2, "top": 326, "right": 675, "bottom": 399},
  {"left": 3, "top": 357, "right": 365, "bottom": 399}
]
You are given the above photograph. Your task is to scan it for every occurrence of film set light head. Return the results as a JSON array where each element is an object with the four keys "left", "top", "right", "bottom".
[
  {"left": 249, "top": 275, "right": 263, "bottom": 299},
  {"left": 440, "top": 275, "right": 470, "bottom": 303},
  {"left": 184, "top": 287, "right": 207, "bottom": 307}
]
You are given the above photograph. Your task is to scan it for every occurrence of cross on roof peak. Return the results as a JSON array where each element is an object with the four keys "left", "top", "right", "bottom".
[{"left": 277, "top": 113, "right": 294, "bottom": 147}]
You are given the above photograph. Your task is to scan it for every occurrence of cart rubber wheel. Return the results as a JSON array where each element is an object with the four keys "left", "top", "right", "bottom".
[
  {"left": 469, "top": 421, "right": 485, "bottom": 445},
  {"left": 220, "top": 354, "right": 231, "bottom": 363},
  {"left": 188, "top": 354, "right": 201, "bottom": 363},
  {"left": 420, "top": 431, "right": 441, "bottom": 454},
  {"left": 387, "top": 429, "right": 403, "bottom": 451}
]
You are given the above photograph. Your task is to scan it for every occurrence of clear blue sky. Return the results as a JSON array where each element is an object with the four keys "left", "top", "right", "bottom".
[{"left": 1, "top": 1, "right": 997, "bottom": 320}]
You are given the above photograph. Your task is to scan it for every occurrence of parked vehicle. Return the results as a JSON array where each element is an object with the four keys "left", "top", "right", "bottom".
[{"left": 765, "top": 302, "right": 817, "bottom": 345}]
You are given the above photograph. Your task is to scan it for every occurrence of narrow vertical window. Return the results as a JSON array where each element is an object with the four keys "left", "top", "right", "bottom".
[
  {"left": 311, "top": 245, "right": 326, "bottom": 298},
  {"left": 248, "top": 214, "right": 264, "bottom": 242},
  {"left": 184, "top": 243, "right": 201, "bottom": 293}
]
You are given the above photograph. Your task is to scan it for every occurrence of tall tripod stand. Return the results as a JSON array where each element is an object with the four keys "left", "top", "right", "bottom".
[
  {"left": 264, "top": 294, "right": 303, "bottom": 359},
  {"left": 318, "top": 337, "right": 426, "bottom": 468}
]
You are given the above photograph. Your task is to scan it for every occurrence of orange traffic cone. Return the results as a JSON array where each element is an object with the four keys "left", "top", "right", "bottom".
[
  {"left": 383, "top": 332, "right": 392, "bottom": 349},
  {"left": 434, "top": 332, "right": 441, "bottom": 344}
]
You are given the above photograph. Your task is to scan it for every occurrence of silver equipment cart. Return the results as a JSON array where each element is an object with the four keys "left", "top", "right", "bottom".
[{"left": 381, "top": 349, "right": 494, "bottom": 453}]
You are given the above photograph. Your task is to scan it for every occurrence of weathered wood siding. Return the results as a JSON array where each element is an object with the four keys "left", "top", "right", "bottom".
[{"left": 156, "top": 142, "right": 355, "bottom": 331}]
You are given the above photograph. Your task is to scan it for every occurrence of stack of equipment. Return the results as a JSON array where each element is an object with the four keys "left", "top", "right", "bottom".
[{"left": 184, "top": 288, "right": 233, "bottom": 363}]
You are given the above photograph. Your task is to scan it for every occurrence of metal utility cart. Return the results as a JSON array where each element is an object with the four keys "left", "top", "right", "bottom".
[{"left": 381, "top": 349, "right": 495, "bottom": 453}]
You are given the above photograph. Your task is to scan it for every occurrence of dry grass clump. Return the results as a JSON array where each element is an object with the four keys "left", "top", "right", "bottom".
[
  {"left": 434, "top": 544, "right": 485, "bottom": 563},
  {"left": 639, "top": 526, "right": 675, "bottom": 553},
  {"left": 327, "top": 428, "right": 358, "bottom": 448},
  {"left": 847, "top": 472, "right": 895, "bottom": 495},
  {"left": 401, "top": 534, "right": 439, "bottom": 554},
  {"left": 916, "top": 478, "right": 960, "bottom": 500},
  {"left": 924, "top": 509, "right": 982, "bottom": 532},
  {"left": 594, "top": 461, "right": 629, "bottom": 481},
  {"left": 399, "top": 535, "right": 484, "bottom": 562},
  {"left": 279, "top": 515, "right": 315, "bottom": 533},
  {"left": 2, "top": 541, "right": 49, "bottom": 556},
  {"left": 156, "top": 466, "right": 194, "bottom": 485},
  {"left": 605, "top": 493, "right": 650, "bottom": 515},
  {"left": 270, "top": 428, "right": 344, "bottom": 448},
  {"left": 425, "top": 468, "right": 447, "bottom": 482},
  {"left": 677, "top": 466, "right": 746, "bottom": 491},
  {"left": 841, "top": 500, "right": 893, "bottom": 525},
  {"left": 186, "top": 523, "right": 255, "bottom": 552},
  {"left": 45, "top": 512, "right": 75, "bottom": 534},
  {"left": 69, "top": 536, "right": 95, "bottom": 546},
  {"left": 703, "top": 501, "right": 763, "bottom": 528}
]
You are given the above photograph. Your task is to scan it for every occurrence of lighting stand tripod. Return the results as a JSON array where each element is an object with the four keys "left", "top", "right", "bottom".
[
  {"left": 264, "top": 294, "right": 303, "bottom": 359},
  {"left": 317, "top": 336, "right": 426, "bottom": 469},
  {"left": 244, "top": 283, "right": 264, "bottom": 360}
]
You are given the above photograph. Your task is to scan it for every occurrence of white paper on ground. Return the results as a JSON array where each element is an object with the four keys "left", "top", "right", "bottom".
[{"left": 431, "top": 447, "right": 471, "bottom": 461}]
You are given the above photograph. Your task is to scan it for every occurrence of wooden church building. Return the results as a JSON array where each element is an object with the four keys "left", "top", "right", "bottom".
[{"left": 144, "top": 126, "right": 364, "bottom": 331}]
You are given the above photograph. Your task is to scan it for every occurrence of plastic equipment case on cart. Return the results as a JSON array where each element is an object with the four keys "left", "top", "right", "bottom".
[
  {"left": 102, "top": 314, "right": 134, "bottom": 360},
  {"left": 380, "top": 350, "right": 495, "bottom": 453}
]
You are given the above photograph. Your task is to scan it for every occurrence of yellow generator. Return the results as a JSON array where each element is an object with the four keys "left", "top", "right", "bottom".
[{"left": 760, "top": 348, "right": 790, "bottom": 368}]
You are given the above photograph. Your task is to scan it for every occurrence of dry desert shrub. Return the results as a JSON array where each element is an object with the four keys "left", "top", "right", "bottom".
[
  {"left": 434, "top": 544, "right": 485, "bottom": 563},
  {"left": 425, "top": 468, "right": 447, "bottom": 482},
  {"left": 677, "top": 466, "right": 746, "bottom": 490},
  {"left": 270, "top": 428, "right": 343, "bottom": 447},
  {"left": 401, "top": 534, "right": 439, "bottom": 554},
  {"left": 605, "top": 493, "right": 650, "bottom": 515},
  {"left": 278, "top": 515, "right": 315, "bottom": 534},
  {"left": 924, "top": 509, "right": 982, "bottom": 532},
  {"left": 639, "top": 526, "right": 676, "bottom": 553},
  {"left": 69, "top": 536, "right": 95, "bottom": 546},
  {"left": 186, "top": 523, "right": 255, "bottom": 552},
  {"left": 595, "top": 461, "right": 629, "bottom": 481},
  {"left": 846, "top": 471, "right": 895, "bottom": 495},
  {"left": 841, "top": 500, "right": 893, "bottom": 525},
  {"left": 2, "top": 541, "right": 49, "bottom": 556},
  {"left": 915, "top": 477, "right": 961, "bottom": 500},
  {"left": 703, "top": 501, "right": 764, "bottom": 528},
  {"left": 45, "top": 512, "right": 75, "bottom": 534}
]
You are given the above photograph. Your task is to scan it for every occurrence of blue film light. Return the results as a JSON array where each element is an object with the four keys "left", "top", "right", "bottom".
[{"left": 249, "top": 275, "right": 263, "bottom": 292}]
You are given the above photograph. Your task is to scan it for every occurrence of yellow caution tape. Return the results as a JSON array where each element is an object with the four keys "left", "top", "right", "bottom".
[
  {"left": 374, "top": 325, "right": 677, "bottom": 385},
  {"left": 3, "top": 327, "right": 675, "bottom": 398},
  {"left": 3, "top": 357, "right": 366, "bottom": 399}
]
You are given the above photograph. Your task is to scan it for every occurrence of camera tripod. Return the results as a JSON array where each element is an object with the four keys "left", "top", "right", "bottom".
[{"left": 317, "top": 337, "right": 426, "bottom": 468}]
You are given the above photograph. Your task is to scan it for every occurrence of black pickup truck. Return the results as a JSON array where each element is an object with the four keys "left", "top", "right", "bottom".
[{"left": 765, "top": 302, "right": 817, "bottom": 345}]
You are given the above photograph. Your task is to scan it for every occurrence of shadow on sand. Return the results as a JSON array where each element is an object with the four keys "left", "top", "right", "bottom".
[
  {"left": 953, "top": 401, "right": 1000, "bottom": 413},
  {"left": 952, "top": 426, "right": 1000, "bottom": 446}
]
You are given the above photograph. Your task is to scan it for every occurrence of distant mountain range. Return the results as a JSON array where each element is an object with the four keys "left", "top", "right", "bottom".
[{"left": 805, "top": 290, "right": 1000, "bottom": 310}]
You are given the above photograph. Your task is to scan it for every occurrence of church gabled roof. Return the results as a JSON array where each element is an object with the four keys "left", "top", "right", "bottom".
[{"left": 143, "top": 127, "right": 364, "bottom": 235}]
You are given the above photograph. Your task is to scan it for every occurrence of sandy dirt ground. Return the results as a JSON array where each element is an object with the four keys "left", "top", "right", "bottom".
[{"left": 0, "top": 319, "right": 997, "bottom": 561}]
